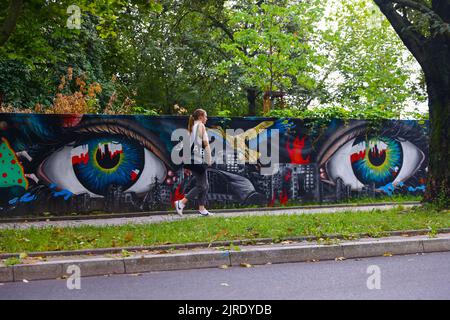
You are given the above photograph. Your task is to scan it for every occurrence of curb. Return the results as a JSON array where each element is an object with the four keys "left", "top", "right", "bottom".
[
  {"left": 0, "top": 201, "right": 420, "bottom": 223},
  {"left": 2, "top": 227, "right": 448, "bottom": 260},
  {"left": 1, "top": 233, "right": 449, "bottom": 283}
]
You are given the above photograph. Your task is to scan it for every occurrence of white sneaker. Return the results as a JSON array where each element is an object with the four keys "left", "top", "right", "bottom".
[
  {"left": 198, "top": 209, "right": 213, "bottom": 216},
  {"left": 175, "top": 200, "right": 185, "bottom": 216}
]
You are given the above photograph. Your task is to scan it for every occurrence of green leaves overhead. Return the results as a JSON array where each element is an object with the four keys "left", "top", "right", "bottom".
[
  {"left": 217, "top": 0, "right": 324, "bottom": 96},
  {"left": 0, "top": 0, "right": 427, "bottom": 118}
]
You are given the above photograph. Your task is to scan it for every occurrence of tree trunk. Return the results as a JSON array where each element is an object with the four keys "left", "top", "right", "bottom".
[
  {"left": 423, "top": 76, "right": 450, "bottom": 207},
  {"left": 0, "top": 0, "right": 23, "bottom": 46},
  {"left": 373, "top": 0, "right": 450, "bottom": 207},
  {"left": 247, "top": 87, "right": 258, "bottom": 116},
  {"left": 422, "top": 37, "right": 450, "bottom": 207}
]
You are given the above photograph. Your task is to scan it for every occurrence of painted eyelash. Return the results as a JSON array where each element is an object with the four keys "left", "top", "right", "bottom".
[
  {"left": 318, "top": 121, "right": 427, "bottom": 185},
  {"left": 319, "top": 121, "right": 427, "bottom": 166},
  {"left": 379, "top": 121, "right": 427, "bottom": 152},
  {"left": 71, "top": 120, "right": 173, "bottom": 170}
]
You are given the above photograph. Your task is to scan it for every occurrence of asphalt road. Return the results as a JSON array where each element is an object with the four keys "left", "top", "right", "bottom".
[{"left": 1, "top": 251, "right": 449, "bottom": 300}]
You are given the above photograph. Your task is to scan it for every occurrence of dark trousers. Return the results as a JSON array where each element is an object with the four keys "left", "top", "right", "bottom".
[{"left": 185, "top": 167, "right": 209, "bottom": 206}]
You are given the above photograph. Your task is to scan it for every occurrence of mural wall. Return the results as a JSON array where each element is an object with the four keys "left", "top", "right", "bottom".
[{"left": 0, "top": 114, "right": 428, "bottom": 217}]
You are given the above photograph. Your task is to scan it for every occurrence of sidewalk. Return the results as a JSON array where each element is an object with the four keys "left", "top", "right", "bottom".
[
  {"left": 1, "top": 231, "right": 449, "bottom": 283},
  {"left": 0, "top": 203, "right": 417, "bottom": 230}
]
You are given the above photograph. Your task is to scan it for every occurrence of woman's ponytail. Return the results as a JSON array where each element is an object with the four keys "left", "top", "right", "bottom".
[{"left": 188, "top": 115, "right": 194, "bottom": 133}]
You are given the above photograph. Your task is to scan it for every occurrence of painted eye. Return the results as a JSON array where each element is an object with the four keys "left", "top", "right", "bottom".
[
  {"left": 40, "top": 135, "right": 166, "bottom": 197},
  {"left": 326, "top": 135, "right": 424, "bottom": 190}
]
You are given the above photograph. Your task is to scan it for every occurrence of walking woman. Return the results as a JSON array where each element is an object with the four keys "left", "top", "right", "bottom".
[{"left": 175, "top": 108, "right": 213, "bottom": 216}]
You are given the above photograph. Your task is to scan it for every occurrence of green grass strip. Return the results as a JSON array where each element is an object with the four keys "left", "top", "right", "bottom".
[{"left": 0, "top": 206, "right": 449, "bottom": 254}]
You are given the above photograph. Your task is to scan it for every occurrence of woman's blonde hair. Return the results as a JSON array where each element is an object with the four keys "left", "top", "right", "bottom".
[{"left": 188, "top": 108, "right": 206, "bottom": 133}]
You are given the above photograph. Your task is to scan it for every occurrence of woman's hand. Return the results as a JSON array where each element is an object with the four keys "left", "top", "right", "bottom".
[{"left": 200, "top": 124, "right": 212, "bottom": 166}]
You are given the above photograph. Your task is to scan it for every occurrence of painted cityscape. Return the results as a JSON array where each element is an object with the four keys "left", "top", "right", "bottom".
[{"left": 0, "top": 114, "right": 428, "bottom": 216}]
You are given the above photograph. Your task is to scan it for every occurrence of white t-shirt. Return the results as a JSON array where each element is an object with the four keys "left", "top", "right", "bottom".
[{"left": 190, "top": 121, "right": 208, "bottom": 163}]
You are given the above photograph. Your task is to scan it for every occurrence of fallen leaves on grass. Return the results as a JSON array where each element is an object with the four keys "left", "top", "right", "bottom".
[
  {"left": 240, "top": 263, "right": 252, "bottom": 268},
  {"left": 19, "top": 252, "right": 28, "bottom": 259},
  {"left": 154, "top": 250, "right": 171, "bottom": 255},
  {"left": 124, "top": 232, "right": 134, "bottom": 243},
  {"left": 121, "top": 249, "right": 131, "bottom": 258}
]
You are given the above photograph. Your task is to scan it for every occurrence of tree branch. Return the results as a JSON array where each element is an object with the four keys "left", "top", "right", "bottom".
[
  {"left": 189, "top": 8, "right": 255, "bottom": 57},
  {"left": 392, "top": 0, "right": 450, "bottom": 38},
  {"left": 191, "top": 9, "right": 235, "bottom": 41},
  {"left": 374, "top": 0, "right": 428, "bottom": 67}
]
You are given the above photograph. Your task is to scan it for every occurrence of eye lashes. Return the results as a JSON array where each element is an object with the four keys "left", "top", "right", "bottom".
[{"left": 379, "top": 121, "right": 428, "bottom": 153}]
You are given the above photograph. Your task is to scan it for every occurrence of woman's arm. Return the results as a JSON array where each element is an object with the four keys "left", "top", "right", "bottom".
[{"left": 198, "top": 123, "right": 212, "bottom": 165}]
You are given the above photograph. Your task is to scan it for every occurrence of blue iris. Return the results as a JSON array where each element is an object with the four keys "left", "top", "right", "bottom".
[
  {"left": 351, "top": 136, "right": 403, "bottom": 187},
  {"left": 72, "top": 136, "right": 144, "bottom": 195}
]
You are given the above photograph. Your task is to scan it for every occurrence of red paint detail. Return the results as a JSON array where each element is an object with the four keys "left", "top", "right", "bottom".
[
  {"left": 350, "top": 150, "right": 365, "bottom": 163},
  {"left": 11, "top": 159, "right": 16, "bottom": 164},
  {"left": 62, "top": 115, "right": 83, "bottom": 128},
  {"left": 109, "top": 150, "right": 123, "bottom": 158},
  {"left": 72, "top": 153, "right": 89, "bottom": 165},
  {"left": 268, "top": 193, "right": 276, "bottom": 207},
  {"left": 390, "top": 167, "right": 399, "bottom": 178},
  {"left": 279, "top": 189, "right": 289, "bottom": 205},
  {"left": 285, "top": 136, "right": 310, "bottom": 164},
  {"left": 130, "top": 170, "right": 138, "bottom": 181},
  {"left": 18, "top": 179, "right": 22, "bottom": 184},
  {"left": 284, "top": 169, "right": 292, "bottom": 182},
  {"left": 0, "top": 153, "right": 2, "bottom": 158},
  {"left": 170, "top": 184, "right": 185, "bottom": 208},
  {"left": 2, "top": 173, "right": 7, "bottom": 178},
  {"left": 99, "top": 148, "right": 123, "bottom": 160}
]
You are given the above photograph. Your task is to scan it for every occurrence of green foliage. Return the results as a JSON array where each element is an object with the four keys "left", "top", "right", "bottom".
[
  {"left": 0, "top": 1, "right": 160, "bottom": 112},
  {"left": 0, "top": 12, "right": 116, "bottom": 110},
  {"left": 315, "top": 0, "right": 427, "bottom": 119},
  {"left": 132, "top": 106, "right": 159, "bottom": 116},
  {"left": 217, "top": 0, "right": 325, "bottom": 99},
  {"left": 4, "top": 257, "right": 20, "bottom": 266},
  {"left": 0, "top": 0, "right": 428, "bottom": 118}
]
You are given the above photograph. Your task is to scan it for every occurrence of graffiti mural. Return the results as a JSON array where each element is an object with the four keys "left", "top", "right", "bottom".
[{"left": 0, "top": 114, "right": 428, "bottom": 217}]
